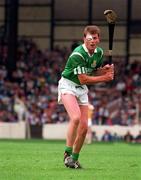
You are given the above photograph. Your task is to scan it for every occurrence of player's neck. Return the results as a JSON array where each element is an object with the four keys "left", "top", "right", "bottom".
[{"left": 89, "top": 50, "right": 94, "bottom": 55}]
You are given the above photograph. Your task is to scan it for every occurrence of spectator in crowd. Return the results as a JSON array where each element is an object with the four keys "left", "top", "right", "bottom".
[
  {"left": 123, "top": 131, "right": 134, "bottom": 143},
  {"left": 13, "top": 94, "right": 27, "bottom": 121},
  {"left": 112, "top": 132, "right": 122, "bottom": 142},
  {"left": 71, "top": 40, "right": 80, "bottom": 51},
  {"left": 101, "top": 130, "right": 113, "bottom": 142},
  {"left": 99, "top": 103, "right": 110, "bottom": 125},
  {"left": 92, "top": 131, "right": 98, "bottom": 142},
  {"left": 135, "top": 131, "right": 141, "bottom": 143}
]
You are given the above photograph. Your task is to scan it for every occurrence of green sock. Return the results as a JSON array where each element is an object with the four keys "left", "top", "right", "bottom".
[
  {"left": 72, "top": 153, "right": 79, "bottom": 161},
  {"left": 65, "top": 146, "right": 72, "bottom": 155}
]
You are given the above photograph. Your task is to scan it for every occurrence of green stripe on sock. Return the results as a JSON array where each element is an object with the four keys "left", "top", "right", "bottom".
[
  {"left": 65, "top": 146, "right": 72, "bottom": 155},
  {"left": 72, "top": 153, "right": 79, "bottom": 161}
]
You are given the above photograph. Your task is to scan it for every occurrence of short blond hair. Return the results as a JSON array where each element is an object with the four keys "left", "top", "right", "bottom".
[{"left": 83, "top": 25, "right": 100, "bottom": 37}]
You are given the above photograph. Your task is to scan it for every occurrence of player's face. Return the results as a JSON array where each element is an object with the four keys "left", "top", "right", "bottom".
[{"left": 84, "top": 33, "right": 100, "bottom": 53}]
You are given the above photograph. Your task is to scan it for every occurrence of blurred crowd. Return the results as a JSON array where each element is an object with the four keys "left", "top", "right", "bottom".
[
  {"left": 89, "top": 130, "right": 141, "bottom": 144},
  {"left": 0, "top": 37, "right": 141, "bottom": 127}
]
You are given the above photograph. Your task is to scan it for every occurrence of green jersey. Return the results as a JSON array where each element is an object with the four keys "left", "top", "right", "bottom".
[{"left": 62, "top": 44, "right": 104, "bottom": 85}]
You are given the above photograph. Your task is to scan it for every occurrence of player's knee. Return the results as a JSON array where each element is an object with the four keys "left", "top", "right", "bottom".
[{"left": 71, "top": 114, "right": 81, "bottom": 126}]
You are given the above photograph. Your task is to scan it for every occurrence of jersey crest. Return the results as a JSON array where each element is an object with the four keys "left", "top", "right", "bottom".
[{"left": 91, "top": 60, "right": 97, "bottom": 68}]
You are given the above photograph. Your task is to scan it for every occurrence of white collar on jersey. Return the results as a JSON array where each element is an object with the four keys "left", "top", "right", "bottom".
[{"left": 82, "top": 44, "right": 97, "bottom": 57}]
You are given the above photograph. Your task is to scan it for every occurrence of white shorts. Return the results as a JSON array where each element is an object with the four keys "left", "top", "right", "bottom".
[{"left": 58, "top": 77, "right": 89, "bottom": 105}]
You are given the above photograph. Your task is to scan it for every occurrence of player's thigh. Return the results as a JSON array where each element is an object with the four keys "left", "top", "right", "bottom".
[{"left": 61, "top": 94, "right": 81, "bottom": 119}]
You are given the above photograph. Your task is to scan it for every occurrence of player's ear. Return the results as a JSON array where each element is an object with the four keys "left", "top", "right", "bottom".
[
  {"left": 97, "top": 36, "right": 100, "bottom": 42},
  {"left": 83, "top": 36, "right": 86, "bottom": 42}
]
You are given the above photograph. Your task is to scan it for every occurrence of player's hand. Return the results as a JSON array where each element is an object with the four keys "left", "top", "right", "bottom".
[
  {"left": 95, "top": 65, "right": 114, "bottom": 81},
  {"left": 103, "top": 64, "right": 114, "bottom": 72},
  {"left": 96, "top": 64, "right": 114, "bottom": 75},
  {"left": 104, "top": 67, "right": 114, "bottom": 81},
  {"left": 103, "top": 64, "right": 114, "bottom": 76}
]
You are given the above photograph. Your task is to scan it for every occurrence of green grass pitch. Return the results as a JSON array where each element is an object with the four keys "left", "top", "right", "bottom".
[{"left": 0, "top": 139, "right": 141, "bottom": 180}]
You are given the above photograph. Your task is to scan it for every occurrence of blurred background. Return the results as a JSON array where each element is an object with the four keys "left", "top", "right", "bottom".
[{"left": 0, "top": 0, "right": 141, "bottom": 143}]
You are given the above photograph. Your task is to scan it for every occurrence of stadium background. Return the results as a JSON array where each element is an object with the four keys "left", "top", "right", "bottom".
[{"left": 0, "top": 0, "right": 141, "bottom": 142}]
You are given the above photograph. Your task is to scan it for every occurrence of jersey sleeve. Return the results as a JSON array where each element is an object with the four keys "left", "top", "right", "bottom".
[
  {"left": 68, "top": 54, "right": 87, "bottom": 75},
  {"left": 95, "top": 48, "right": 104, "bottom": 69}
]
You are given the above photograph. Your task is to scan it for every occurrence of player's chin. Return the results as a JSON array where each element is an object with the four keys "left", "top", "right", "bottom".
[
  {"left": 90, "top": 44, "right": 96, "bottom": 49},
  {"left": 90, "top": 46, "right": 95, "bottom": 52}
]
